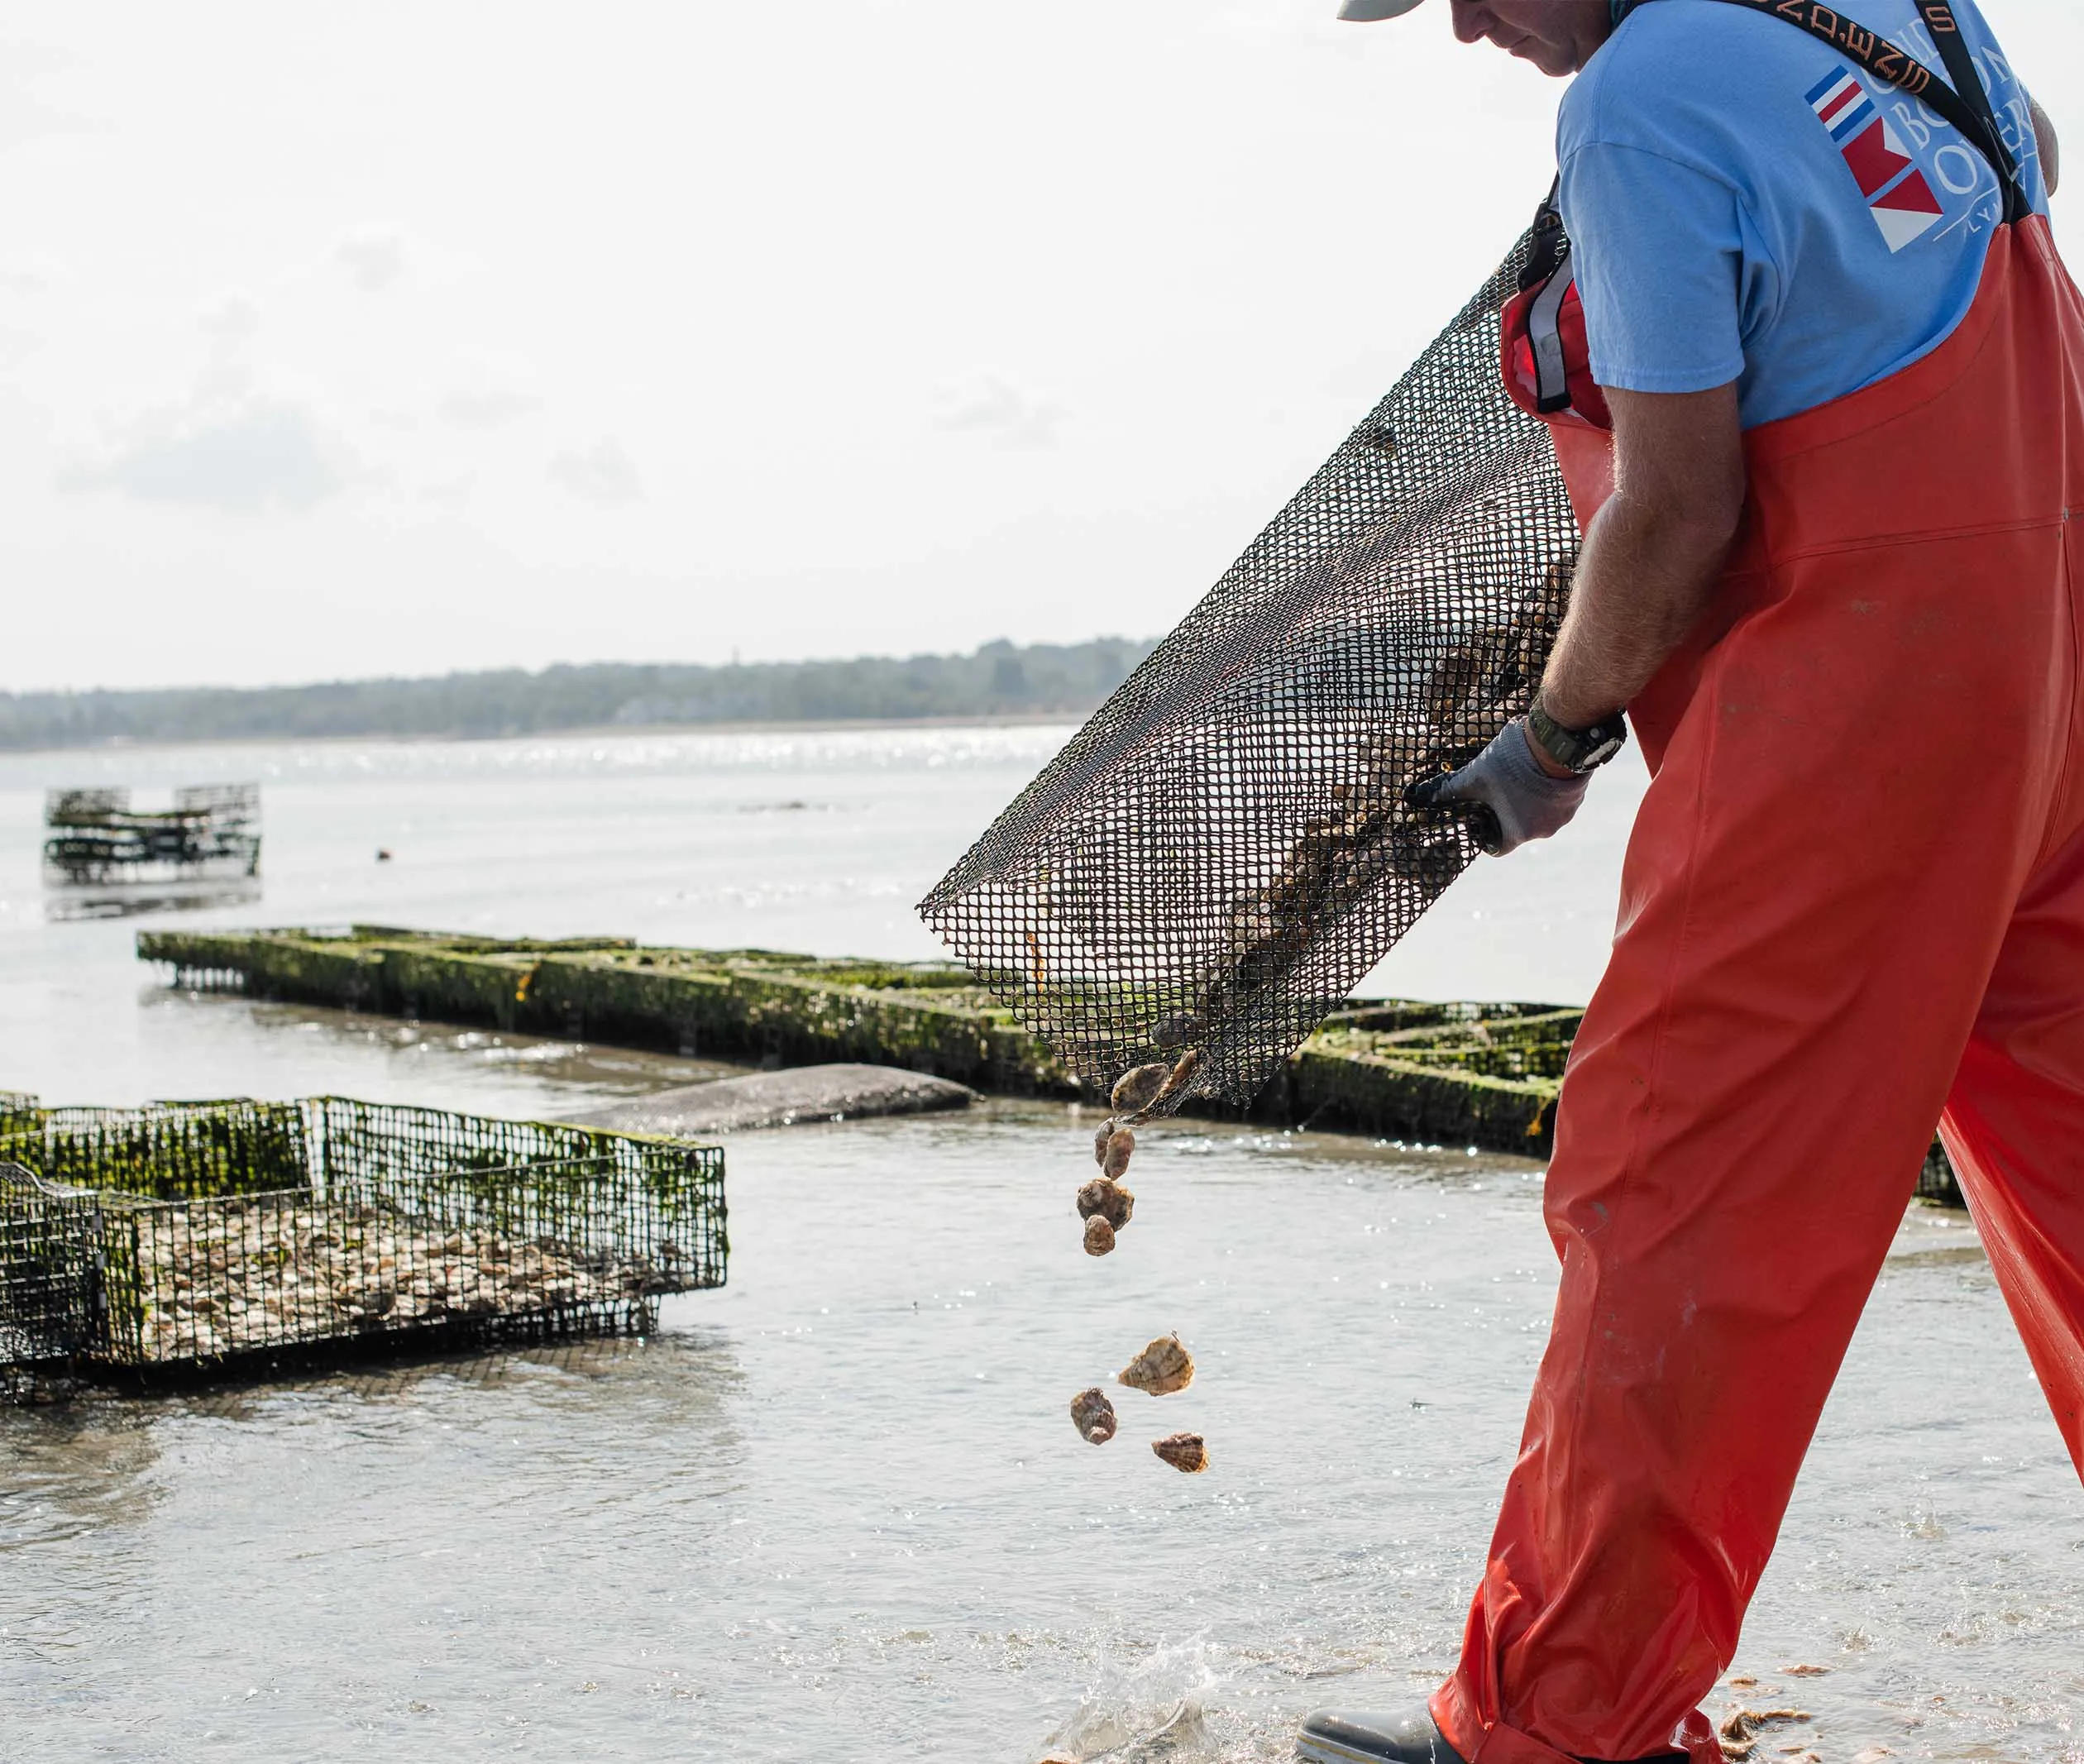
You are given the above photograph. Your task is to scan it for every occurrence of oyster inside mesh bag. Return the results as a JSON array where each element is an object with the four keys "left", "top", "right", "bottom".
[{"left": 918, "top": 225, "right": 1579, "bottom": 1117}]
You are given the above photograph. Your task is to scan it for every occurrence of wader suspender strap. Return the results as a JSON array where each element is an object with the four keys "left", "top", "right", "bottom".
[
  {"left": 1522, "top": 178, "right": 1579, "bottom": 414},
  {"left": 1699, "top": 0, "right": 2030, "bottom": 222}
]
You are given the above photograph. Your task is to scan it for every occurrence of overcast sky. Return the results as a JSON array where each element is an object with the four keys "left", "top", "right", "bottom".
[{"left": 2, "top": 2, "right": 2077, "bottom": 692}]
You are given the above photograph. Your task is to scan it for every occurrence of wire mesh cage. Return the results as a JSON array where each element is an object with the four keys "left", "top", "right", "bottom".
[
  {"left": 0, "top": 1162, "right": 108, "bottom": 1365},
  {"left": 0, "top": 1096, "right": 725, "bottom": 1380},
  {"left": 42, "top": 782, "right": 262, "bottom": 886},
  {"left": 23, "top": 1100, "right": 309, "bottom": 1200},
  {"left": 920, "top": 228, "right": 1579, "bottom": 1110},
  {"left": 1315, "top": 1005, "right": 1584, "bottom": 1087}
]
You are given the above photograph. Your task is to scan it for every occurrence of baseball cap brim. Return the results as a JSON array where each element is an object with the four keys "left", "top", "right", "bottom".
[{"left": 1336, "top": 0, "right": 1425, "bottom": 17}]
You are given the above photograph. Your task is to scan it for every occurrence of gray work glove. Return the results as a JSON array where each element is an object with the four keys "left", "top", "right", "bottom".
[{"left": 1406, "top": 719, "right": 1589, "bottom": 856}]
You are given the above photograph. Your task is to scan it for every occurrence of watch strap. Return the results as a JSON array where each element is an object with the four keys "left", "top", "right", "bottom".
[{"left": 1527, "top": 699, "right": 1628, "bottom": 773}]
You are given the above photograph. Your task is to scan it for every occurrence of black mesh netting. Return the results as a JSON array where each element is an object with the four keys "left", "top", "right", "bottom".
[{"left": 920, "top": 230, "right": 1581, "bottom": 1110}]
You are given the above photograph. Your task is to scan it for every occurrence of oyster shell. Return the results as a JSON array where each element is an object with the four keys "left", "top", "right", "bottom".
[
  {"left": 1152, "top": 1432, "right": 1208, "bottom": 1474},
  {"left": 1070, "top": 1387, "right": 1117, "bottom": 1444},
  {"left": 1150, "top": 1013, "right": 1205, "bottom": 1051},
  {"left": 1083, "top": 1214, "right": 1116, "bottom": 1256},
  {"left": 1117, "top": 1331, "right": 1194, "bottom": 1396},
  {"left": 1077, "top": 1178, "right": 1134, "bottom": 1231},
  {"left": 1110, "top": 1062, "right": 1171, "bottom": 1116},
  {"left": 1102, "top": 1128, "right": 1135, "bottom": 1180},
  {"left": 1151, "top": 1049, "right": 1200, "bottom": 1111},
  {"left": 1092, "top": 1121, "right": 1116, "bottom": 1167}
]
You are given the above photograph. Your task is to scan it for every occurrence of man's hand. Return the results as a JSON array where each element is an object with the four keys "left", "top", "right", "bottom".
[{"left": 1408, "top": 719, "right": 1589, "bottom": 854}]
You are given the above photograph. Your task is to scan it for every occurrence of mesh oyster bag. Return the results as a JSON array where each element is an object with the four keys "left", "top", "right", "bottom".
[{"left": 920, "top": 230, "right": 1581, "bottom": 1110}]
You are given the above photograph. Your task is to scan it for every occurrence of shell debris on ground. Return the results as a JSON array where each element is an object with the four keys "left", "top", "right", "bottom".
[{"left": 1717, "top": 1707, "right": 1812, "bottom": 1762}]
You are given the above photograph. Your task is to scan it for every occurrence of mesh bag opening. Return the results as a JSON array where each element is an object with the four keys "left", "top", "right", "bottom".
[{"left": 920, "top": 229, "right": 1580, "bottom": 1108}]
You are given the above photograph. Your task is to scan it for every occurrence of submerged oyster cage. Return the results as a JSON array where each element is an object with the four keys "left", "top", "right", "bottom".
[
  {"left": 0, "top": 1095, "right": 726, "bottom": 1380},
  {"left": 921, "top": 228, "right": 1581, "bottom": 1108}
]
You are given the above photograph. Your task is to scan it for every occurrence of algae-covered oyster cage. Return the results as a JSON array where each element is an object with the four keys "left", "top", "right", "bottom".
[
  {"left": 43, "top": 783, "right": 262, "bottom": 887},
  {"left": 0, "top": 1093, "right": 726, "bottom": 1388},
  {"left": 132, "top": 929, "right": 1974, "bottom": 1187},
  {"left": 918, "top": 227, "right": 1580, "bottom": 1116}
]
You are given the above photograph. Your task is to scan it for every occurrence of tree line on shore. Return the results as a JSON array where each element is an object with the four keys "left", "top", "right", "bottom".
[{"left": 0, "top": 638, "right": 1158, "bottom": 751}]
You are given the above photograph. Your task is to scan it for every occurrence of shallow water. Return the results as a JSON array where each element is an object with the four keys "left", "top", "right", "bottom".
[
  {"left": 4, "top": 1100, "right": 2080, "bottom": 1762},
  {"left": 0, "top": 727, "right": 2079, "bottom": 1761}
]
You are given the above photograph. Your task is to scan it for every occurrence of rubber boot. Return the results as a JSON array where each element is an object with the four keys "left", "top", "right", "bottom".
[{"left": 1297, "top": 1704, "right": 1467, "bottom": 1764}]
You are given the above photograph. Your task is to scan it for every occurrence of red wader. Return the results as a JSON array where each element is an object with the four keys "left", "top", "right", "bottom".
[{"left": 1428, "top": 202, "right": 2084, "bottom": 1764}]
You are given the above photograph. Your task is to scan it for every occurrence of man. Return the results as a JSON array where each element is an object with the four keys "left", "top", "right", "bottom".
[{"left": 1297, "top": 3, "right": 2079, "bottom": 1762}]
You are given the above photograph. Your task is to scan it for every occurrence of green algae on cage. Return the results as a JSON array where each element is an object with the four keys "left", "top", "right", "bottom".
[
  {"left": 136, "top": 926, "right": 1565, "bottom": 1147},
  {"left": 0, "top": 1094, "right": 725, "bottom": 1383},
  {"left": 130, "top": 927, "right": 1967, "bottom": 1192}
]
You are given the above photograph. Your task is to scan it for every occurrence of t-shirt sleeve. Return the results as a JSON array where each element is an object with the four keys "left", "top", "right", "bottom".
[{"left": 1559, "top": 140, "right": 1750, "bottom": 396}]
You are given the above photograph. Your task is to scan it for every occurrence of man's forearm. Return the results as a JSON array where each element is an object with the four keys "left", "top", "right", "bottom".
[
  {"left": 1537, "top": 381, "right": 1748, "bottom": 735},
  {"left": 1539, "top": 490, "right": 1742, "bottom": 729},
  {"left": 1418, "top": 383, "right": 1747, "bottom": 834}
]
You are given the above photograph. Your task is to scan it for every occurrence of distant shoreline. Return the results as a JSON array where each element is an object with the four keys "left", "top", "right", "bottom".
[
  {"left": 0, "top": 638, "right": 1150, "bottom": 761},
  {"left": 3, "top": 710, "right": 1086, "bottom": 761}
]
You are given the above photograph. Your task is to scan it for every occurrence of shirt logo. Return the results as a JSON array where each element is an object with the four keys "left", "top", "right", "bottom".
[{"left": 1808, "top": 66, "right": 1945, "bottom": 252}]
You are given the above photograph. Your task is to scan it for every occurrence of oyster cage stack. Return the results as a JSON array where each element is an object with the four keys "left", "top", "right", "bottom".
[
  {"left": 920, "top": 227, "right": 1583, "bottom": 1109},
  {"left": 42, "top": 783, "right": 263, "bottom": 885},
  {"left": 0, "top": 1095, "right": 727, "bottom": 1391}
]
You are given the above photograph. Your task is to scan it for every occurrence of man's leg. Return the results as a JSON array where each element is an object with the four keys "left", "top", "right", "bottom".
[
  {"left": 1429, "top": 523, "right": 2072, "bottom": 1764},
  {"left": 1942, "top": 819, "right": 2084, "bottom": 1477}
]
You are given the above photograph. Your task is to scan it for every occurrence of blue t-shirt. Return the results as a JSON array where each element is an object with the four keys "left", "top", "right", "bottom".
[{"left": 1557, "top": 0, "right": 2051, "bottom": 428}]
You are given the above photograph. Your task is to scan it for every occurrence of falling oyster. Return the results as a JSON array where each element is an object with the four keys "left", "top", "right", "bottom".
[
  {"left": 1102, "top": 1128, "right": 1135, "bottom": 1180},
  {"left": 1077, "top": 1177, "right": 1134, "bottom": 1231},
  {"left": 1150, "top": 1048, "right": 1201, "bottom": 1111},
  {"left": 1117, "top": 1331, "right": 1195, "bottom": 1396},
  {"left": 1083, "top": 1215, "right": 1117, "bottom": 1257},
  {"left": 1070, "top": 1387, "right": 1117, "bottom": 1444},
  {"left": 1092, "top": 1121, "right": 1116, "bottom": 1167},
  {"left": 1110, "top": 1062, "right": 1171, "bottom": 1116},
  {"left": 1152, "top": 1432, "right": 1209, "bottom": 1474}
]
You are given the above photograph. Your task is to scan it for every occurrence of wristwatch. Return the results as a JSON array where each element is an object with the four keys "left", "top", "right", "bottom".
[{"left": 1527, "top": 697, "right": 1628, "bottom": 774}]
